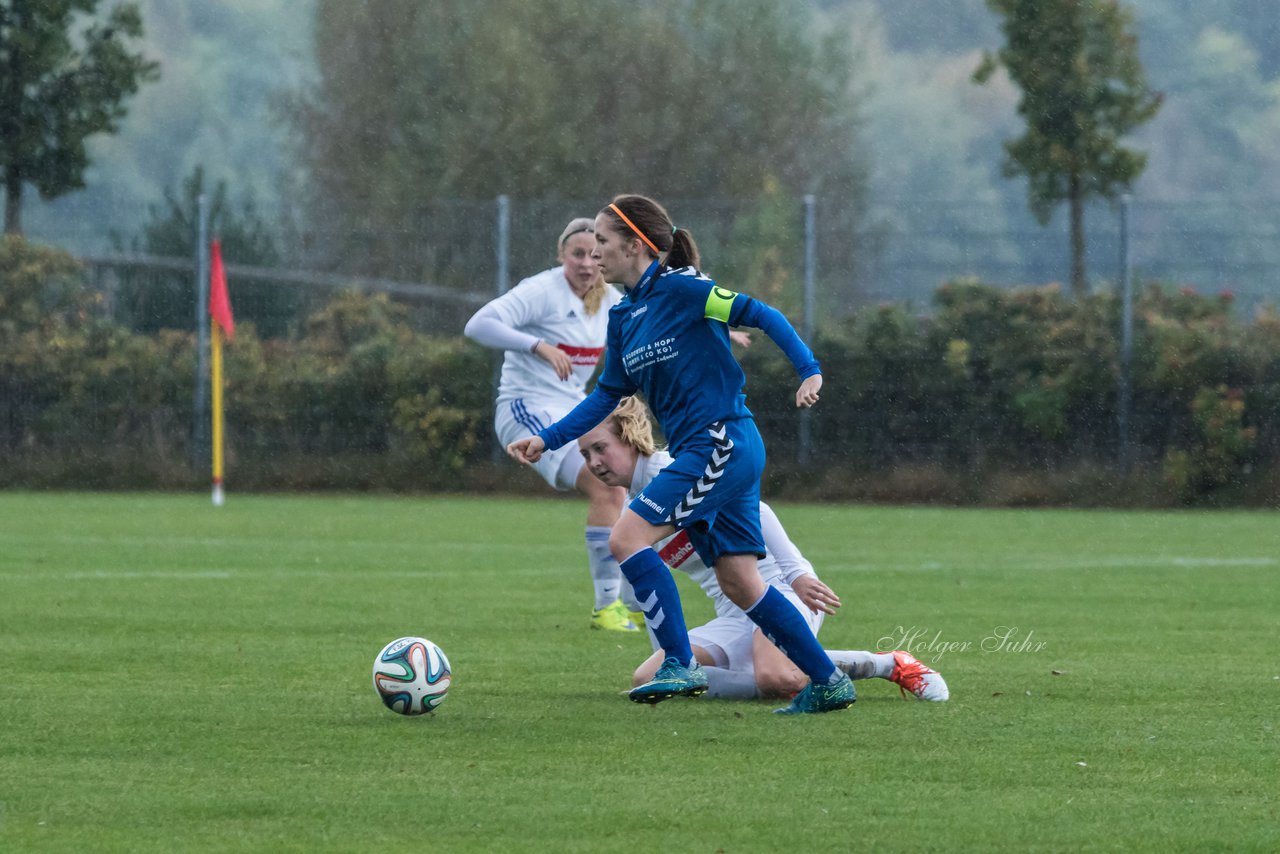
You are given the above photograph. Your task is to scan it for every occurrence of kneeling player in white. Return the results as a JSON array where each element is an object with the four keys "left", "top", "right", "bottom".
[{"left": 578, "top": 397, "right": 949, "bottom": 701}]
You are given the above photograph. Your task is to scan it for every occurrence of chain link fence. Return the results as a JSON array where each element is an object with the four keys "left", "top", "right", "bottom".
[
  {"left": 5, "top": 191, "right": 1277, "bottom": 499},
  {"left": 39, "top": 193, "right": 1277, "bottom": 337}
]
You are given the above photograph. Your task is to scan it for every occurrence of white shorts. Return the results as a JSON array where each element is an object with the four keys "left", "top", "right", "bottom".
[
  {"left": 688, "top": 582, "right": 824, "bottom": 675},
  {"left": 495, "top": 396, "right": 585, "bottom": 491}
]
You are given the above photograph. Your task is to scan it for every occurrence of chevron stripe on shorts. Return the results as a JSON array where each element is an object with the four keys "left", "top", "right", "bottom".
[{"left": 673, "top": 421, "right": 735, "bottom": 524}]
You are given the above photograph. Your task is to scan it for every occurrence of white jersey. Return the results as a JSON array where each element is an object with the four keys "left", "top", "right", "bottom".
[
  {"left": 485, "top": 267, "right": 622, "bottom": 408},
  {"left": 629, "top": 451, "right": 816, "bottom": 619}
]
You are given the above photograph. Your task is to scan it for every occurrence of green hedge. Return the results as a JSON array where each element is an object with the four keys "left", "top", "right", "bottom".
[
  {"left": 741, "top": 280, "right": 1279, "bottom": 504},
  {"left": 2, "top": 237, "right": 1277, "bottom": 505}
]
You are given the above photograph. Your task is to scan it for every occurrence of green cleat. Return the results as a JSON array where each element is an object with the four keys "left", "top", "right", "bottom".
[
  {"left": 627, "top": 609, "right": 646, "bottom": 631},
  {"left": 629, "top": 656, "right": 708, "bottom": 704},
  {"left": 773, "top": 673, "right": 857, "bottom": 715},
  {"left": 591, "top": 600, "right": 640, "bottom": 632}
]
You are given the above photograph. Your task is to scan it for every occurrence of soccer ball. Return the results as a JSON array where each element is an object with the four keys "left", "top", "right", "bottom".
[{"left": 372, "top": 636, "right": 452, "bottom": 715}]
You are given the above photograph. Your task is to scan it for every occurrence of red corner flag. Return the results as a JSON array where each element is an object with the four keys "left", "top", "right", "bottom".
[{"left": 209, "top": 239, "right": 235, "bottom": 340}]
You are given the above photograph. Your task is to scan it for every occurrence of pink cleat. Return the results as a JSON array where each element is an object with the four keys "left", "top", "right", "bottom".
[{"left": 889, "top": 651, "right": 949, "bottom": 701}]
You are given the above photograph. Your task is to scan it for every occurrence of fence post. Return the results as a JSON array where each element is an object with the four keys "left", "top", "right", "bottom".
[
  {"left": 492, "top": 195, "right": 510, "bottom": 463},
  {"left": 798, "top": 194, "right": 816, "bottom": 466},
  {"left": 496, "top": 194, "right": 510, "bottom": 298},
  {"left": 192, "top": 194, "right": 211, "bottom": 471},
  {"left": 1118, "top": 193, "right": 1133, "bottom": 472}
]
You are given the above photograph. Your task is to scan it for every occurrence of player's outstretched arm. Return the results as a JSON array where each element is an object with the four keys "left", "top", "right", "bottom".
[
  {"left": 507, "top": 436, "right": 546, "bottom": 464},
  {"left": 729, "top": 296, "right": 821, "bottom": 407}
]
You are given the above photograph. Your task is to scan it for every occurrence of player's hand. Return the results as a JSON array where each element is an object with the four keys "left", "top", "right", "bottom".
[
  {"left": 795, "top": 373, "right": 822, "bottom": 408},
  {"left": 533, "top": 341, "right": 573, "bottom": 381},
  {"left": 790, "top": 574, "right": 841, "bottom": 616},
  {"left": 507, "top": 436, "right": 546, "bottom": 464},
  {"left": 729, "top": 329, "right": 753, "bottom": 348}
]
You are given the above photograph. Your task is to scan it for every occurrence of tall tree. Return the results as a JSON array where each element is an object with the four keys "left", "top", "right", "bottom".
[
  {"left": 128, "top": 165, "right": 280, "bottom": 267},
  {"left": 289, "top": 0, "right": 869, "bottom": 294},
  {"left": 973, "top": 0, "right": 1161, "bottom": 296},
  {"left": 112, "top": 165, "right": 294, "bottom": 336},
  {"left": 0, "top": 0, "right": 158, "bottom": 234}
]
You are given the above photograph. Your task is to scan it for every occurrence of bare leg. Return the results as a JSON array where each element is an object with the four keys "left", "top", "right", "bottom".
[
  {"left": 750, "top": 629, "right": 809, "bottom": 699},
  {"left": 712, "top": 553, "right": 766, "bottom": 610},
  {"left": 608, "top": 508, "right": 675, "bottom": 561},
  {"left": 575, "top": 465, "right": 625, "bottom": 527}
]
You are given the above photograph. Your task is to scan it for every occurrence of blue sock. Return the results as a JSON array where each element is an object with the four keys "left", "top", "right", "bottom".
[
  {"left": 619, "top": 548, "right": 693, "bottom": 667},
  {"left": 746, "top": 586, "right": 840, "bottom": 684}
]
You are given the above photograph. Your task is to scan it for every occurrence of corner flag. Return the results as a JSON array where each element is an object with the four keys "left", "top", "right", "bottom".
[
  {"left": 210, "top": 240, "right": 235, "bottom": 341},
  {"left": 209, "top": 240, "right": 234, "bottom": 506}
]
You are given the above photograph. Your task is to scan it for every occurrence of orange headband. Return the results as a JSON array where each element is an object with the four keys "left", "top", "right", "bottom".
[{"left": 609, "top": 203, "right": 661, "bottom": 256}]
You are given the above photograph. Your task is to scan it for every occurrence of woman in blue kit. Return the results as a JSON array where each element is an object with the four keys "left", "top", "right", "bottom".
[{"left": 507, "top": 194, "right": 855, "bottom": 715}]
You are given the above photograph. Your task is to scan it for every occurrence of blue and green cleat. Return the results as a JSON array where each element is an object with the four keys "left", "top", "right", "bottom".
[
  {"left": 773, "top": 673, "right": 857, "bottom": 715},
  {"left": 629, "top": 656, "right": 708, "bottom": 704}
]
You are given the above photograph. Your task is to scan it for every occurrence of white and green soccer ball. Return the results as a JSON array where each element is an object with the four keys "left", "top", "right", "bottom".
[{"left": 372, "top": 636, "right": 452, "bottom": 715}]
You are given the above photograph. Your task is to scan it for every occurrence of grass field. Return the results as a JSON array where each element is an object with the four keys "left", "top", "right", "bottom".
[{"left": 1, "top": 492, "right": 1277, "bottom": 852}]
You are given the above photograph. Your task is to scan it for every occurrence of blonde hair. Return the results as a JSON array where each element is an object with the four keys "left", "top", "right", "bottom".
[
  {"left": 604, "top": 397, "right": 657, "bottom": 457},
  {"left": 558, "top": 217, "right": 607, "bottom": 316},
  {"left": 581, "top": 279, "right": 606, "bottom": 316}
]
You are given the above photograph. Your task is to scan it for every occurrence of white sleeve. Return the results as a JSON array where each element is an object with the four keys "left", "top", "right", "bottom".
[
  {"left": 760, "top": 501, "right": 816, "bottom": 586},
  {"left": 464, "top": 302, "right": 540, "bottom": 353}
]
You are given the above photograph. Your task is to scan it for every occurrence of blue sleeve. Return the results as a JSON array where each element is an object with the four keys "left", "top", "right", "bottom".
[
  {"left": 537, "top": 318, "right": 637, "bottom": 450},
  {"left": 732, "top": 297, "right": 821, "bottom": 379},
  {"left": 537, "top": 384, "right": 624, "bottom": 451}
]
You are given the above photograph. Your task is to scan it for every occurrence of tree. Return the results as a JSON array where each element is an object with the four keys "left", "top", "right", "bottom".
[
  {"left": 113, "top": 165, "right": 294, "bottom": 336},
  {"left": 127, "top": 165, "right": 280, "bottom": 267},
  {"left": 0, "top": 0, "right": 158, "bottom": 234},
  {"left": 289, "top": 0, "right": 869, "bottom": 298},
  {"left": 973, "top": 0, "right": 1161, "bottom": 296}
]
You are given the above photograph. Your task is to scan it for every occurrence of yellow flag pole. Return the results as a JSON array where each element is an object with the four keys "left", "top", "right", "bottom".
[{"left": 211, "top": 321, "right": 226, "bottom": 506}]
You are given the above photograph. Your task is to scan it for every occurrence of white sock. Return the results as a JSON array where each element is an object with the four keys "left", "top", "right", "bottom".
[
  {"left": 826, "top": 650, "right": 895, "bottom": 680},
  {"left": 619, "top": 576, "right": 642, "bottom": 613},
  {"left": 704, "top": 666, "right": 760, "bottom": 700},
  {"left": 585, "top": 526, "right": 619, "bottom": 610}
]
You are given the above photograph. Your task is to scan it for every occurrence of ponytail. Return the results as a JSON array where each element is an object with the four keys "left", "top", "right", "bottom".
[
  {"left": 581, "top": 279, "right": 606, "bottom": 315},
  {"left": 667, "top": 227, "right": 700, "bottom": 271},
  {"left": 603, "top": 194, "right": 701, "bottom": 273}
]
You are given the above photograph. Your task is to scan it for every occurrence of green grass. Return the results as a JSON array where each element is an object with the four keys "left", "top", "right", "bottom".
[{"left": 0, "top": 492, "right": 1277, "bottom": 852}]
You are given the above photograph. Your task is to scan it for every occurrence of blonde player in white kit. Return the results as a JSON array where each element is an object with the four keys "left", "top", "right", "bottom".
[
  {"left": 578, "top": 397, "right": 950, "bottom": 701},
  {"left": 465, "top": 218, "right": 641, "bottom": 632}
]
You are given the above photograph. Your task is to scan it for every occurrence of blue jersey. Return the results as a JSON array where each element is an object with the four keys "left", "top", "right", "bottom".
[{"left": 538, "top": 261, "right": 820, "bottom": 455}]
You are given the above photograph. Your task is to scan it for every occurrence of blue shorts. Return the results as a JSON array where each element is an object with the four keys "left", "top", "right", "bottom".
[{"left": 630, "top": 418, "right": 766, "bottom": 567}]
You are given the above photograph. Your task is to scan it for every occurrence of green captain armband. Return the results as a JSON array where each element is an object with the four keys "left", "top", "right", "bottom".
[{"left": 704, "top": 286, "right": 739, "bottom": 323}]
